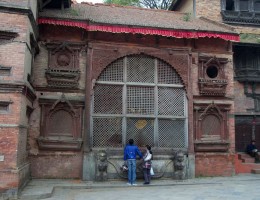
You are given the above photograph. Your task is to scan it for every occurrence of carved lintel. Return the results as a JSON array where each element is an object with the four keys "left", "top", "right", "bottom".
[
  {"left": 37, "top": 136, "right": 83, "bottom": 151},
  {"left": 198, "top": 78, "right": 228, "bottom": 96},
  {"left": 45, "top": 69, "right": 80, "bottom": 88},
  {"left": 194, "top": 141, "right": 229, "bottom": 152}
]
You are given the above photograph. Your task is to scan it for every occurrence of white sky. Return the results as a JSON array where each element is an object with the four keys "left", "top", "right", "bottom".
[{"left": 76, "top": 0, "right": 104, "bottom": 3}]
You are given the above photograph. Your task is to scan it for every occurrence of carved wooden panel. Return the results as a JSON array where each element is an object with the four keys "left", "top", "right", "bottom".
[
  {"left": 45, "top": 42, "right": 82, "bottom": 88},
  {"left": 38, "top": 94, "right": 84, "bottom": 150},
  {"left": 198, "top": 55, "right": 228, "bottom": 96},
  {"left": 194, "top": 102, "right": 230, "bottom": 152}
]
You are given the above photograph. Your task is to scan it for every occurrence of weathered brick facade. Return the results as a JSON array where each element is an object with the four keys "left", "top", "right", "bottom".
[
  {"left": 0, "top": 0, "right": 241, "bottom": 195},
  {"left": 0, "top": 0, "right": 37, "bottom": 197},
  {"left": 173, "top": 0, "right": 260, "bottom": 176}
]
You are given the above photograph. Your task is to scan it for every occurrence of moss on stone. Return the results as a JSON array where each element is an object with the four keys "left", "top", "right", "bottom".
[{"left": 240, "top": 33, "right": 260, "bottom": 44}]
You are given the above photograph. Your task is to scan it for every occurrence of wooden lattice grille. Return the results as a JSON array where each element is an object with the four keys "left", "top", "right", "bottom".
[
  {"left": 202, "top": 115, "right": 221, "bottom": 136},
  {"left": 91, "top": 55, "right": 187, "bottom": 148}
]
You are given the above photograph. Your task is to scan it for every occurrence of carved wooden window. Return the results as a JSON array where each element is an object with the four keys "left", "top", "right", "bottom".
[
  {"left": 0, "top": 31, "right": 18, "bottom": 45},
  {"left": 198, "top": 56, "right": 228, "bottom": 96},
  {"left": 234, "top": 45, "right": 260, "bottom": 82},
  {"left": 240, "top": 0, "right": 249, "bottom": 11},
  {"left": 38, "top": 94, "right": 84, "bottom": 150},
  {"left": 0, "top": 66, "right": 11, "bottom": 76},
  {"left": 48, "top": 110, "right": 74, "bottom": 137},
  {"left": 0, "top": 100, "right": 12, "bottom": 113},
  {"left": 201, "top": 115, "right": 221, "bottom": 139},
  {"left": 256, "top": 98, "right": 260, "bottom": 112},
  {"left": 221, "top": 0, "right": 260, "bottom": 25},
  {"left": 91, "top": 55, "right": 188, "bottom": 149},
  {"left": 45, "top": 42, "right": 81, "bottom": 88},
  {"left": 225, "top": 0, "right": 235, "bottom": 10},
  {"left": 255, "top": 1, "right": 260, "bottom": 11},
  {"left": 194, "top": 103, "right": 230, "bottom": 152}
]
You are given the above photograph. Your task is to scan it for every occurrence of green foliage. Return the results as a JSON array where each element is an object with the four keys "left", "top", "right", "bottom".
[
  {"left": 240, "top": 33, "right": 260, "bottom": 44},
  {"left": 183, "top": 13, "right": 191, "bottom": 21},
  {"left": 70, "top": 8, "right": 79, "bottom": 16},
  {"left": 103, "top": 0, "right": 173, "bottom": 10},
  {"left": 240, "top": 33, "right": 249, "bottom": 40},
  {"left": 104, "top": 0, "right": 139, "bottom": 6}
]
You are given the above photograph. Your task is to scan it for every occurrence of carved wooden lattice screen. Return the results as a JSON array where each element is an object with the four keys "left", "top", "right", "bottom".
[
  {"left": 202, "top": 115, "right": 221, "bottom": 139},
  {"left": 91, "top": 55, "right": 187, "bottom": 148}
]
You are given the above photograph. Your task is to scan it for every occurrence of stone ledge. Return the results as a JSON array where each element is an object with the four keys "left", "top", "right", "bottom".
[{"left": 194, "top": 141, "right": 229, "bottom": 152}]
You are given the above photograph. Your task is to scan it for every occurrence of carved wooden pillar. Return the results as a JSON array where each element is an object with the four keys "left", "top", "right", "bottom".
[{"left": 84, "top": 45, "right": 93, "bottom": 152}]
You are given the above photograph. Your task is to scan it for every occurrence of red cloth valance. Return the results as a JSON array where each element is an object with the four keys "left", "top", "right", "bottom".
[{"left": 38, "top": 18, "right": 240, "bottom": 42}]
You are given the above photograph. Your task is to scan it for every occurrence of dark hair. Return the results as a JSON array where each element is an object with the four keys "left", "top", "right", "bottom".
[
  {"left": 252, "top": 140, "right": 256, "bottom": 143},
  {"left": 146, "top": 145, "right": 152, "bottom": 154},
  {"left": 129, "top": 139, "right": 134, "bottom": 145}
]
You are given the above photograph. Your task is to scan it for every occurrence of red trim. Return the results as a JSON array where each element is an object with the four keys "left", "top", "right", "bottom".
[{"left": 38, "top": 18, "right": 240, "bottom": 42}]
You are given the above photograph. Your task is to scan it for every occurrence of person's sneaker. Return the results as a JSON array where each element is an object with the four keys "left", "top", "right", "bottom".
[
  {"left": 143, "top": 182, "right": 149, "bottom": 185},
  {"left": 126, "top": 183, "right": 131, "bottom": 186},
  {"left": 132, "top": 183, "right": 137, "bottom": 186}
]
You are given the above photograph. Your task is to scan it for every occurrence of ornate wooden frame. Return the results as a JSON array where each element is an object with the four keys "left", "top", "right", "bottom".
[
  {"left": 37, "top": 94, "right": 84, "bottom": 150},
  {"left": 45, "top": 42, "right": 82, "bottom": 88},
  {"left": 193, "top": 102, "right": 230, "bottom": 152}
]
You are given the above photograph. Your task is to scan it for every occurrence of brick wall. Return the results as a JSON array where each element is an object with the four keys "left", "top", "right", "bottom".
[
  {"left": 196, "top": 0, "right": 222, "bottom": 22},
  {"left": 0, "top": 9, "right": 34, "bottom": 194},
  {"left": 195, "top": 153, "right": 235, "bottom": 176},
  {"left": 30, "top": 153, "right": 83, "bottom": 178}
]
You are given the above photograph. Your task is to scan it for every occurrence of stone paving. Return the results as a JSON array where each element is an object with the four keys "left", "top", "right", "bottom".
[{"left": 13, "top": 174, "right": 260, "bottom": 200}]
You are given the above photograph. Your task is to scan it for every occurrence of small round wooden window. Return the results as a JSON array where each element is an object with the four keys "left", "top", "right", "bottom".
[{"left": 206, "top": 65, "right": 218, "bottom": 78}]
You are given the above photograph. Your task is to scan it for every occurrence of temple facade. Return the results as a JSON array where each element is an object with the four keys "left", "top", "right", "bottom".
[{"left": 0, "top": 0, "right": 240, "bottom": 197}]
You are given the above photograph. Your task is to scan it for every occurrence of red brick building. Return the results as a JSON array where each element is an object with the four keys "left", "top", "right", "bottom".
[
  {"left": 0, "top": 0, "right": 239, "bottom": 197},
  {"left": 171, "top": 0, "right": 260, "bottom": 175}
]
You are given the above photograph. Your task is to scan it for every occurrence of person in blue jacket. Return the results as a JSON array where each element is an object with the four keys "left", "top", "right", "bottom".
[
  {"left": 246, "top": 140, "right": 260, "bottom": 162},
  {"left": 124, "top": 139, "right": 143, "bottom": 185}
]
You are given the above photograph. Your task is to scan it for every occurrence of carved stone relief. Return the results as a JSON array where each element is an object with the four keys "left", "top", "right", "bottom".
[
  {"left": 95, "top": 150, "right": 108, "bottom": 181},
  {"left": 198, "top": 55, "right": 228, "bottom": 96},
  {"left": 174, "top": 151, "right": 185, "bottom": 180}
]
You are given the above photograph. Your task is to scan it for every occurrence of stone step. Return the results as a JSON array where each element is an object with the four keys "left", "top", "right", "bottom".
[
  {"left": 238, "top": 153, "right": 249, "bottom": 160},
  {"left": 235, "top": 153, "right": 260, "bottom": 174},
  {"left": 242, "top": 157, "right": 255, "bottom": 163},
  {"left": 251, "top": 169, "right": 260, "bottom": 174},
  {"left": 238, "top": 153, "right": 256, "bottom": 163}
]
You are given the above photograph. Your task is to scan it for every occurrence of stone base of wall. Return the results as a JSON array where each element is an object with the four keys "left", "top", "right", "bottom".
[
  {"left": 0, "top": 162, "right": 30, "bottom": 199},
  {"left": 83, "top": 151, "right": 195, "bottom": 181},
  {"left": 29, "top": 152, "right": 83, "bottom": 178},
  {"left": 195, "top": 153, "right": 235, "bottom": 177}
]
